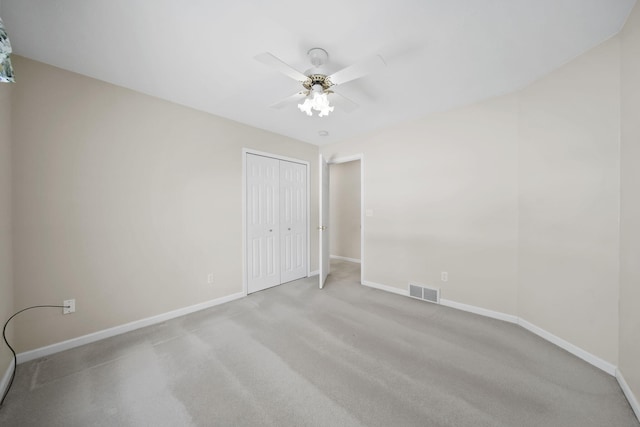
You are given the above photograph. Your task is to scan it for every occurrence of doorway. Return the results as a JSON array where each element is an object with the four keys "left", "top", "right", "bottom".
[{"left": 319, "top": 154, "right": 364, "bottom": 288}]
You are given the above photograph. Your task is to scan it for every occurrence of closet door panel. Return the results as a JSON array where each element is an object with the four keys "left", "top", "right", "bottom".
[
  {"left": 280, "top": 160, "right": 307, "bottom": 283},
  {"left": 247, "top": 154, "right": 280, "bottom": 293}
]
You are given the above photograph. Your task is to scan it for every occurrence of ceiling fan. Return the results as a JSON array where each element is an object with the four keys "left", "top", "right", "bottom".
[{"left": 255, "top": 48, "right": 386, "bottom": 117}]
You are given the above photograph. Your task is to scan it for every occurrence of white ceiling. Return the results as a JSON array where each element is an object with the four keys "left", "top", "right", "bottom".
[{"left": 1, "top": 0, "right": 636, "bottom": 145}]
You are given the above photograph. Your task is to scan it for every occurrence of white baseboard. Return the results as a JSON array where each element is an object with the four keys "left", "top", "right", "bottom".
[
  {"left": 0, "top": 358, "right": 15, "bottom": 401},
  {"left": 440, "top": 299, "right": 518, "bottom": 324},
  {"left": 362, "top": 279, "right": 618, "bottom": 379},
  {"left": 518, "top": 318, "right": 616, "bottom": 376},
  {"left": 616, "top": 368, "right": 640, "bottom": 422},
  {"left": 17, "top": 292, "right": 245, "bottom": 364},
  {"left": 308, "top": 270, "right": 319, "bottom": 276},
  {"left": 362, "top": 280, "right": 409, "bottom": 297},
  {"left": 330, "top": 255, "right": 361, "bottom": 264}
]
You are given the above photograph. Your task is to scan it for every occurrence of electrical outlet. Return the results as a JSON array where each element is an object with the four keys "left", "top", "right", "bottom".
[
  {"left": 441, "top": 272, "right": 448, "bottom": 282},
  {"left": 63, "top": 299, "right": 76, "bottom": 314},
  {"left": 207, "top": 273, "right": 214, "bottom": 284}
]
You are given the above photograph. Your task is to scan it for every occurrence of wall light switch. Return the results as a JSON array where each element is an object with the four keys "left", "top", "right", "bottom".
[{"left": 365, "top": 209, "right": 374, "bottom": 217}]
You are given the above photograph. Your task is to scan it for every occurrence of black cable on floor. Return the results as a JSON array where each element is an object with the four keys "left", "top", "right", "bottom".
[{"left": 1, "top": 305, "right": 68, "bottom": 407}]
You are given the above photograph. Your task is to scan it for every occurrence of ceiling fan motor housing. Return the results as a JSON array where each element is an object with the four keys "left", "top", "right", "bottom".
[
  {"left": 303, "top": 74, "right": 332, "bottom": 91},
  {"left": 302, "top": 48, "right": 333, "bottom": 90}
]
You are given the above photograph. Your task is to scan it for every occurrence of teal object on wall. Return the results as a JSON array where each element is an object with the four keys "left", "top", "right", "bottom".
[{"left": 0, "top": 17, "right": 15, "bottom": 83}]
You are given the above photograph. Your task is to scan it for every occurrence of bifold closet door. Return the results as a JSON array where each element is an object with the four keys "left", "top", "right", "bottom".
[
  {"left": 280, "top": 160, "right": 307, "bottom": 283},
  {"left": 247, "top": 154, "right": 280, "bottom": 293},
  {"left": 247, "top": 153, "right": 308, "bottom": 294}
]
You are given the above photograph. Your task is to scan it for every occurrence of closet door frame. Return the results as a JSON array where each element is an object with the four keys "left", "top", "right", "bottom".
[{"left": 242, "top": 148, "right": 310, "bottom": 296}]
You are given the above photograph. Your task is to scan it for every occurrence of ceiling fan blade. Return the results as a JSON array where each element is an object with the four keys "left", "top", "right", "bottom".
[
  {"left": 269, "top": 91, "right": 308, "bottom": 109},
  {"left": 255, "top": 52, "right": 309, "bottom": 83},
  {"left": 327, "top": 54, "right": 386, "bottom": 86},
  {"left": 330, "top": 90, "right": 359, "bottom": 113}
]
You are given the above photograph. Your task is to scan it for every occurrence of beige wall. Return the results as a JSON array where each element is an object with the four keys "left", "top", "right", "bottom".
[
  {"left": 329, "top": 161, "right": 360, "bottom": 260},
  {"left": 323, "top": 95, "right": 520, "bottom": 315},
  {"left": 10, "top": 56, "right": 318, "bottom": 352},
  {"left": 0, "top": 80, "right": 13, "bottom": 377},
  {"left": 518, "top": 38, "right": 621, "bottom": 364},
  {"left": 3, "top": 11, "right": 638, "bottom": 410},
  {"left": 620, "top": 0, "right": 640, "bottom": 409},
  {"left": 322, "top": 37, "right": 622, "bottom": 365}
]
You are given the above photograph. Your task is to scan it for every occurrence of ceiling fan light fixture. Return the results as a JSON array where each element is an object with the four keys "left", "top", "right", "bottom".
[
  {"left": 256, "top": 47, "right": 381, "bottom": 118},
  {"left": 297, "top": 83, "right": 334, "bottom": 117}
]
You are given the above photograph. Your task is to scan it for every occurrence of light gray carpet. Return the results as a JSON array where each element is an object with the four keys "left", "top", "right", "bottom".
[{"left": 1, "top": 259, "right": 638, "bottom": 426}]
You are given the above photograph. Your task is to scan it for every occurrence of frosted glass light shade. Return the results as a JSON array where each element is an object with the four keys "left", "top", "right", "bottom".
[{"left": 297, "top": 84, "right": 334, "bottom": 117}]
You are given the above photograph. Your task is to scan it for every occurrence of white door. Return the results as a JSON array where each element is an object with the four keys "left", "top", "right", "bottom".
[
  {"left": 247, "top": 154, "right": 280, "bottom": 293},
  {"left": 319, "top": 154, "right": 330, "bottom": 288},
  {"left": 280, "top": 160, "right": 307, "bottom": 283}
]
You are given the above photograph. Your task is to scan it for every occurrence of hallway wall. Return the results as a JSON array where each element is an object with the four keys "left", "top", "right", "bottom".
[{"left": 329, "top": 161, "right": 361, "bottom": 261}]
